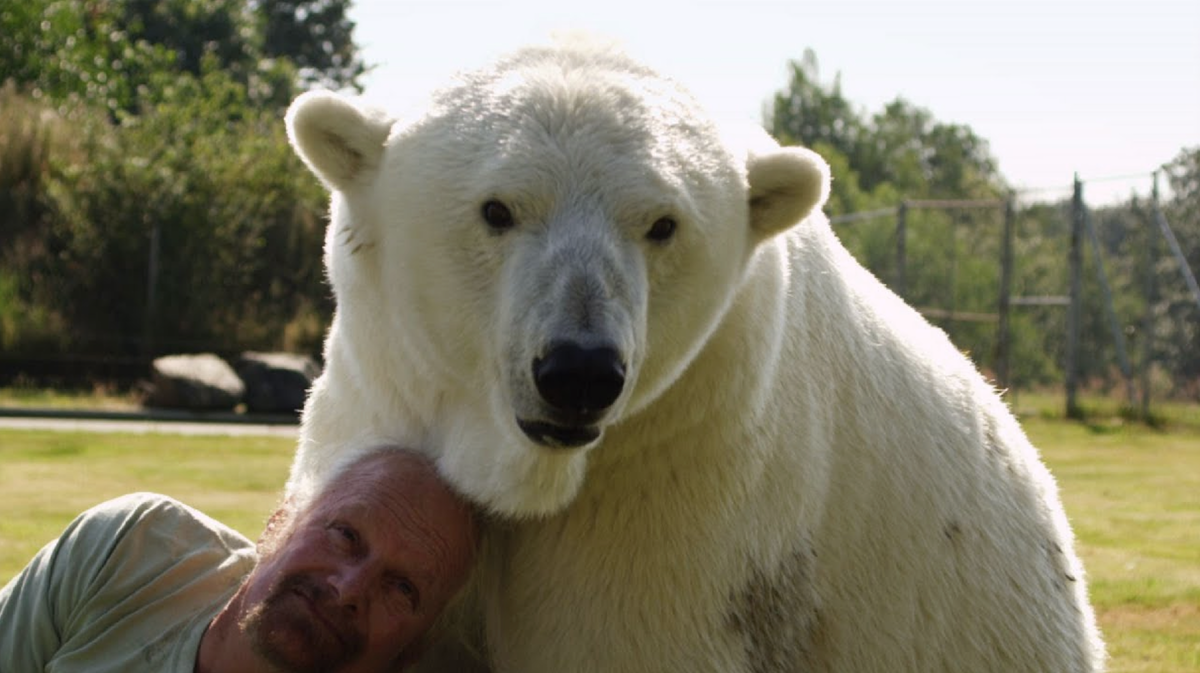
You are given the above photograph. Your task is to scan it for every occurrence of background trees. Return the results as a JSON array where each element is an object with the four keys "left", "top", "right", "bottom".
[
  {"left": 259, "top": 0, "right": 366, "bottom": 91},
  {"left": 0, "top": 11, "right": 1195, "bottom": 398},
  {"left": 0, "top": 0, "right": 354, "bottom": 378},
  {"left": 768, "top": 49, "right": 1004, "bottom": 214},
  {"left": 767, "top": 53, "right": 1198, "bottom": 397},
  {"left": 1155, "top": 147, "right": 1200, "bottom": 394}
]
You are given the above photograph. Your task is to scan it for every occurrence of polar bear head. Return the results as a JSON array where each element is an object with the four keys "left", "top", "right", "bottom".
[{"left": 287, "top": 44, "right": 828, "bottom": 516}]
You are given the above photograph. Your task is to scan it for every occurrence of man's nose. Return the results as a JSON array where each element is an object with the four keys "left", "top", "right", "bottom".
[{"left": 328, "top": 564, "right": 371, "bottom": 612}]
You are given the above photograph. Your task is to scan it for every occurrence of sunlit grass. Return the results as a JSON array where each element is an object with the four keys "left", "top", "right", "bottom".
[
  {"left": 0, "top": 430, "right": 294, "bottom": 580},
  {"left": 1, "top": 398, "right": 1197, "bottom": 670},
  {"left": 1019, "top": 415, "right": 1200, "bottom": 672},
  {"left": 0, "top": 383, "right": 141, "bottom": 411}
]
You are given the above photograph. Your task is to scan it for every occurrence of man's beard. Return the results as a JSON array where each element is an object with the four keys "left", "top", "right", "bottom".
[{"left": 239, "top": 574, "right": 366, "bottom": 673}]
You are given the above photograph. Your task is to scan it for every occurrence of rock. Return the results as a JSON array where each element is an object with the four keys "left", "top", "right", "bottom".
[
  {"left": 236, "top": 351, "right": 320, "bottom": 415},
  {"left": 145, "top": 353, "right": 245, "bottom": 410}
]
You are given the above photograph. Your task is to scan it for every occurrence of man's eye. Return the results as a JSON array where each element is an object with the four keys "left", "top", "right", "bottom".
[
  {"left": 391, "top": 577, "right": 419, "bottom": 609},
  {"left": 329, "top": 522, "right": 358, "bottom": 546}
]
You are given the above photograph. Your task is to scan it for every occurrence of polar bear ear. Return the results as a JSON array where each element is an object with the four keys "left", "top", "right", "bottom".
[
  {"left": 746, "top": 146, "right": 831, "bottom": 239},
  {"left": 285, "top": 91, "right": 393, "bottom": 192}
]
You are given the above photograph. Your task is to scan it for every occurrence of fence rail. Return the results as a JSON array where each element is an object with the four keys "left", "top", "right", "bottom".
[
  {"left": 821, "top": 179, "right": 1196, "bottom": 419},
  {"left": 3, "top": 173, "right": 1195, "bottom": 420}
]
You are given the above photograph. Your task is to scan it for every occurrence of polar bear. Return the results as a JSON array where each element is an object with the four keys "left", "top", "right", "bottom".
[{"left": 284, "top": 42, "right": 1104, "bottom": 672}]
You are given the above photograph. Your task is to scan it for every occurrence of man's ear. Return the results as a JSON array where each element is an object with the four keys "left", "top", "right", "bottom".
[
  {"left": 746, "top": 146, "right": 831, "bottom": 240},
  {"left": 257, "top": 501, "right": 294, "bottom": 551},
  {"left": 285, "top": 91, "right": 393, "bottom": 192}
]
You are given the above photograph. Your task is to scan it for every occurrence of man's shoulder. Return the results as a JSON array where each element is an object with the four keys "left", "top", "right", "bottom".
[
  {"left": 1, "top": 496, "right": 256, "bottom": 672},
  {"left": 54, "top": 493, "right": 256, "bottom": 583},
  {"left": 86, "top": 492, "right": 202, "bottom": 521},
  {"left": 77, "top": 492, "right": 253, "bottom": 552},
  {"left": 88, "top": 492, "right": 186, "bottom": 518},
  {"left": 74, "top": 493, "right": 206, "bottom": 540}
]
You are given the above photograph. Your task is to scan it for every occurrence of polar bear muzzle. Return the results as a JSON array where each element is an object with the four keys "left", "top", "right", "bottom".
[
  {"left": 517, "top": 340, "right": 626, "bottom": 449},
  {"left": 516, "top": 419, "right": 600, "bottom": 449}
]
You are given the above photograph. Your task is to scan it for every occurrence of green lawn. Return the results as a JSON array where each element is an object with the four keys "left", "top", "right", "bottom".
[
  {"left": 1, "top": 401, "right": 1197, "bottom": 671},
  {"left": 1019, "top": 415, "right": 1200, "bottom": 672},
  {"left": 0, "top": 430, "right": 295, "bottom": 579},
  {"left": 0, "top": 383, "right": 142, "bottom": 411}
]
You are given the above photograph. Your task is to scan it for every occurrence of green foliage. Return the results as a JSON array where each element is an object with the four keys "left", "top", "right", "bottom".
[
  {"left": 767, "top": 50, "right": 1005, "bottom": 214},
  {"left": 767, "top": 51, "right": 1015, "bottom": 378},
  {"left": 1006, "top": 202, "right": 1072, "bottom": 386},
  {"left": 765, "top": 52, "right": 1198, "bottom": 397},
  {"left": 0, "top": 0, "right": 352, "bottom": 116},
  {"left": 0, "top": 2, "right": 340, "bottom": 373},
  {"left": 1, "top": 0, "right": 223, "bottom": 115},
  {"left": 39, "top": 65, "right": 330, "bottom": 357},
  {"left": 0, "top": 84, "right": 49, "bottom": 269},
  {"left": 120, "top": 0, "right": 258, "bottom": 76},
  {"left": 1156, "top": 147, "right": 1200, "bottom": 394},
  {"left": 0, "top": 82, "right": 71, "bottom": 355},
  {"left": 259, "top": 0, "right": 365, "bottom": 91}
]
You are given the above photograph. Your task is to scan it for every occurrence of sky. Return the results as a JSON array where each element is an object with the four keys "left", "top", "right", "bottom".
[{"left": 346, "top": 0, "right": 1200, "bottom": 206}]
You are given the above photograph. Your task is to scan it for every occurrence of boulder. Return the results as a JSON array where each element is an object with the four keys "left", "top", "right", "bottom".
[
  {"left": 236, "top": 351, "right": 320, "bottom": 414},
  {"left": 145, "top": 353, "right": 244, "bottom": 410}
]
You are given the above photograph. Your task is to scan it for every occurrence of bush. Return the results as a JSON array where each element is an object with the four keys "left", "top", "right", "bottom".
[{"left": 1, "top": 67, "right": 331, "bottom": 374}]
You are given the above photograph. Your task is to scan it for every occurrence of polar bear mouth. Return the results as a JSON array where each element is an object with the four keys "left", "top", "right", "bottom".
[{"left": 517, "top": 419, "right": 600, "bottom": 449}]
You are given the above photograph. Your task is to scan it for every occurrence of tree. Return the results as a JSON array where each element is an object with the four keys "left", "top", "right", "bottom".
[
  {"left": 0, "top": 0, "right": 363, "bottom": 115},
  {"left": 0, "top": 0, "right": 179, "bottom": 115},
  {"left": 1155, "top": 147, "right": 1200, "bottom": 394},
  {"left": 767, "top": 51, "right": 868, "bottom": 215},
  {"left": 258, "top": 0, "right": 366, "bottom": 91},
  {"left": 766, "top": 52, "right": 1006, "bottom": 206},
  {"left": 765, "top": 50, "right": 1011, "bottom": 379},
  {"left": 0, "top": 0, "right": 347, "bottom": 374},
  {"left": 35, "top": 64, "right": 330, "bottom": 359},
  {"left": 121, "top": 0, "right": 258, "bottom": 78},
  {"left": 768, "top": 50, "right": 862, "bottom": 164}
]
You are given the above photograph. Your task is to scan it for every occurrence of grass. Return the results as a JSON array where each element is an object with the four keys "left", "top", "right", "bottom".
[
  {"left": 0, "top": 430, "right": 295, "bottom": 579},
  {"left": 0, "top": 395, "right": 1197, "bottom": 671},
  {"left": 1017, "top": 415, "right": 1200, "bottom": 671},
  {"left": 0, "top": 383, "right": 142, "bottom": 411}
]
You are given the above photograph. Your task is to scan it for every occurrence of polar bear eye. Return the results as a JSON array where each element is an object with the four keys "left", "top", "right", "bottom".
[
  {"left": 646, "top": 217, "right": 677, "bottom": 243},
  {"left": 482, "top": 200, "right": 515, "bottom": 231}
]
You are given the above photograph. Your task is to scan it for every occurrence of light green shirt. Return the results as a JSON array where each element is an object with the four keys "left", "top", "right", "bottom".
[{"left": 0, "top": 493, "right": 257, "bottom": 672}]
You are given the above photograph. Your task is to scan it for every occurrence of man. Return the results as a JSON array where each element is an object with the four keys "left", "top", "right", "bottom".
[{"left": 0, "top": 447, "right": 478, "bottom": 672}]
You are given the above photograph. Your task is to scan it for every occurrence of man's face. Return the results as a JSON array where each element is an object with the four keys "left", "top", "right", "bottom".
[{"left": 238, "top": 452, "right": 476, "bottom": 672}]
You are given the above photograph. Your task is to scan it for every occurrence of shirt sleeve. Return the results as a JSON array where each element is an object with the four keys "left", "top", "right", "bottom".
[
  {"left": 0, "top": 493, "right": 194, "bottom": 672},
  {"left": 0, "top": 535, "right": 65, "bottom": 671}
]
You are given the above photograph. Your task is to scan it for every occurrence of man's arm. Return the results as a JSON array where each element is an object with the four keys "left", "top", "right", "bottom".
[
  {"left": 0, "top": 494, "right": 173, "bottom": 671},
  {"left": 0, "top": 535, "right": 70, "bottom": 671}
]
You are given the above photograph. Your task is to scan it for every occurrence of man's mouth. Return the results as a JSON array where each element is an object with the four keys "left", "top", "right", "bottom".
[{"left": 289, "top": 582, "right": 352, "bottom": 651}]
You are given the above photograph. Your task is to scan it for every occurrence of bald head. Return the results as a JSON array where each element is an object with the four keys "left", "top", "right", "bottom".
[
  {"left": 242, "top": 447, "right": 479, "bottom": 671},
  {"left": 311, "top": 448, "right": 478, "bottom": 569}
]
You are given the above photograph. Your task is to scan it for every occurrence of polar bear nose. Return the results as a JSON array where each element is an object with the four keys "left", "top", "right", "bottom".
[{"left": 533, "top": 342, "right": 625, "bottom": 417}]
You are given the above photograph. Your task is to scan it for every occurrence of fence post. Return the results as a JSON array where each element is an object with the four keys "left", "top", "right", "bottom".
[
  {"left": 1141, "top": 175, "right": 1161, "bottom": 420},
  {"left": 895, "top": 201, "right": 908, "bottom": 298},
  {"left": 1082, "top": 208, "right": 1137, "bottom": 407},
  {"left": 1065, "top": 175, "right": 1083, "bottom": 419},
  {"left": 996, "top": 195, "right": 1015, "bottom": 390},
  {"left": 1151, "top": 178, "right": 1200, "bottom": 313}
]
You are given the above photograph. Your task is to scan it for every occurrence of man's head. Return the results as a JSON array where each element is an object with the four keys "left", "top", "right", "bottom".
[{"left": 236, "top": 447, "right": 477, "bottom": 672}]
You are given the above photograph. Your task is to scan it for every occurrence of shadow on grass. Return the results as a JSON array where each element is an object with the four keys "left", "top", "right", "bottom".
[{"left": 1020, "top": 391, "right": 1198, "bottom": 435}]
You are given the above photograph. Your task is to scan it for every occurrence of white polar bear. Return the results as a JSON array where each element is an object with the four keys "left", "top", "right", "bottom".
[{"left": 284, "top": 42, "right": 1105, "bottom": 672}]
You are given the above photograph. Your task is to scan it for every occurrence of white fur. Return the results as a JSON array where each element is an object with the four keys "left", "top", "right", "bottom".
[{"left": 285, "top": 42, "right": 1104, "bottom": 672}]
